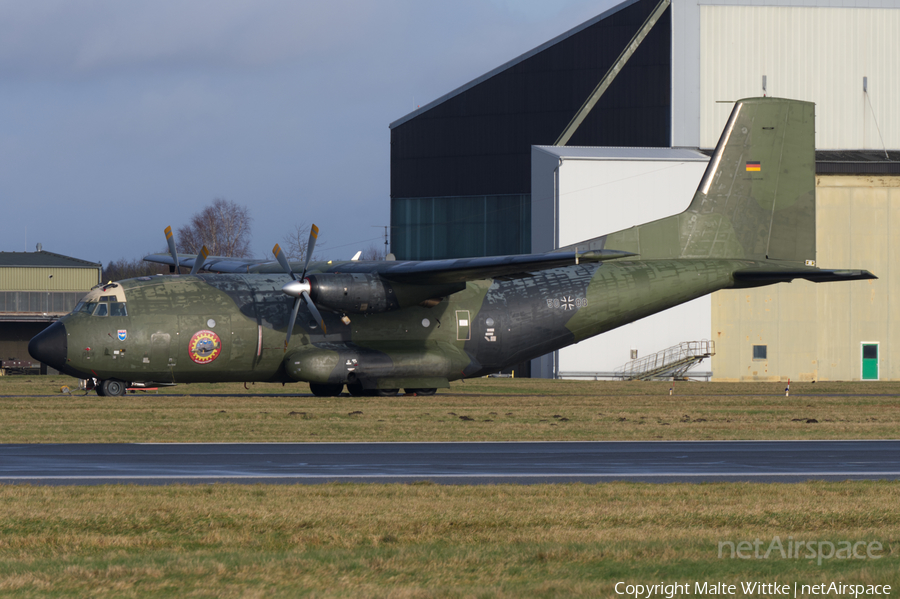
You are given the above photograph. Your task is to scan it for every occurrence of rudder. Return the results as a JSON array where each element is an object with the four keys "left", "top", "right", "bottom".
[{"left": 570, "top": 97, "right": 817, "bottom": 264}]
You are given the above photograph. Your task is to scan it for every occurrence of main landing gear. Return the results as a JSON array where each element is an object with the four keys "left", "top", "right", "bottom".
[{"left": 309, "top": 383, "right": 438, "bottom": 397}]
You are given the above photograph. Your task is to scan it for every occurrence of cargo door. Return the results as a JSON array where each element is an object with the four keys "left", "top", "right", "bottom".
[{"left": 150, "top": 333, "right": 172, "bottom": 373}]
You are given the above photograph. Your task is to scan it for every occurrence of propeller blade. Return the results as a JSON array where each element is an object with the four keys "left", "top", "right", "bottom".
[
  {"left": 284, "top": 296, "right": 302, "bottom": 351},
  {"left": 278, "top": 225, "right": 326, "bottom": 350},
  {"left": 302, "top": 290, "right": 327, "bottom": 335},
  {"left": 165, "top": 226, "right": 180, "bottom": 273},
  {"left": 301, "top": 224, "right": 318, "bottom": 277},
  {"left": 272, "top": 243, "right": 296, "bottom": 280},
  {"left": 190, "top": 246, "right": 209, "bottom": 275}
]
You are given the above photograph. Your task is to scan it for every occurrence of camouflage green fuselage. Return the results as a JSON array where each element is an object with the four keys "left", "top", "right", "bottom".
[
  {"left": 35, "top": 98, "right": 878, "bottom": 392},
  {"left": 56, "top": 258, "right": 743, "bottom": 388}
]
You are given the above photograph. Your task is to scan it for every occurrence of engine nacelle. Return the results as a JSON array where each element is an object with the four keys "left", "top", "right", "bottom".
[{"left": 305, "top": 273, "right": 463, "bottom": 314}]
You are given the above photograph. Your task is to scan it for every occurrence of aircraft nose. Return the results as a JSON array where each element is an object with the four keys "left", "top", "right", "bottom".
[{"left": 29, "top": 321, "right": 68, "bottom": 371}]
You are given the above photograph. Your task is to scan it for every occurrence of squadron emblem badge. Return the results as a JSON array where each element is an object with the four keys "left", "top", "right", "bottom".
[{"left": 188, "top": 330, "right": 222, "bottom": 364}]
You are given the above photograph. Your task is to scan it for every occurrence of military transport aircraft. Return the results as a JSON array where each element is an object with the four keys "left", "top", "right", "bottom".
[{"left": 29, "top": 98, "right": 875, "bottom": 396}]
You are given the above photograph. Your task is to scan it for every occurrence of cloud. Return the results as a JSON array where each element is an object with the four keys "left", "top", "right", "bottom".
[
  {"left": 0, "top": 1, "right": 391, "bottom": 76},
  {"left": 0, "top": 0, "right": 609, "bottom": 80},
  {"left": 0, "top": 0, "right": 617, "bottom": 260}
]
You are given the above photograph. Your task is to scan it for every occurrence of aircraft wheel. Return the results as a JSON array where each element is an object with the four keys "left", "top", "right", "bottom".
[
  {"left": 372, "top": 388, "right": 399, "bottom": 397},
  {"left": 406, "top": 388, "right": 437, "bottom": 396},
  {"left": 346, "top": 381, "right": 366, "bottom": 397},
  {"left": 99, "top": 379, "right": 127, "bottom": 397},
  {"left": 309, "top": 383, "right": 343, "bottom": 397},
  {"left": 95, "top": 385, "right": 107, "bottom": 397}
]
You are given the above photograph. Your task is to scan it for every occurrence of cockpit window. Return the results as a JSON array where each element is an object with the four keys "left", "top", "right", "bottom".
[{"left": 72, "top": 288, "right": 128, "bottom": 316}]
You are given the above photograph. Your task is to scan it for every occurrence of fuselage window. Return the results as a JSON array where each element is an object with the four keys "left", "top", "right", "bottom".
[
  {"left": 109, "top": 302, "right": 128, "bottom": 316},
  {"left": 78, "top": 302, "right": 97, "bottom": 314},
  {"left": 94, "top": 303, "right": 108, "bottom": 317}
]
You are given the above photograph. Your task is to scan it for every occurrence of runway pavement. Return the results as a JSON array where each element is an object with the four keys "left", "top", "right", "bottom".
[{"left": 0, "top": 440, "right": 897, "bottom": 484}]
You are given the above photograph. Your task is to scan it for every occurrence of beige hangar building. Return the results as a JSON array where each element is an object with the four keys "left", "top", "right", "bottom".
[
  {"left": 390, "top": 0, "right": 900, "bottom": 381},
  {"left": 701, "top": 2, "right": 900, "bottom": 382},
  {"left": 531, "top": 0, "right": 900, "bottom": 381},
  {"left": 0, "top": 249, "right": 100, "bottom": 374}
]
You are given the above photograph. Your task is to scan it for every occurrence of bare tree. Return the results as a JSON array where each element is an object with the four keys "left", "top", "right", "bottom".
[
  {"left": 103, "top": 257, "right": 168, "bottom": 282},
  {"left": 280, "top": 223, "right": 325, "bottom": 262},
  {"left": 360, "top": 242, "right": 384, "bottom": 261},
  {"left": 177, "top": 198, "right": 253, "bottom": 257}
]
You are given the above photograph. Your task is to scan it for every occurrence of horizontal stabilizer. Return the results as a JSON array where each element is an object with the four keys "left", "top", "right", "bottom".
[{"left": 733, "top": 265, "right": 877, "bottom": 288}]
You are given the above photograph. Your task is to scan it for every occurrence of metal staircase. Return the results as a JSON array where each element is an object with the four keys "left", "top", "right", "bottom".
[{"left": 614, "top": 340, "right": 715, "bottom": 381}]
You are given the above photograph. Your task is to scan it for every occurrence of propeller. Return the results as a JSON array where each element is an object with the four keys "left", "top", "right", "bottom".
[
  {"left": 164, "top": 226, "right": 180, "bottom": 273},
  {"left": 190, "top": 246, "right": 209, "bottom": 275},
  {"left": 164, "top": 226, "right": 209, "bottom": 275},
  {"left": 274, "top": 224, "right": 326, "bottom": 350}
]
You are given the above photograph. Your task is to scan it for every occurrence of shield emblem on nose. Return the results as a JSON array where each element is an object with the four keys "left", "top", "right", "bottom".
[{"left": 118, "top": 330, "right": 127, "bottom": 341}]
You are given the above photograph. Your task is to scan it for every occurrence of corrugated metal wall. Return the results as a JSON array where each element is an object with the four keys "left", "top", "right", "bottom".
[
  {"left": 712, "top": 175, "right": 900, "bottom": 381},
  {"left": 699, "top": 6, "right": 900, "bottom": 150},
  {"left": 0, "top": 267, "right": 99, "bottom": 292}
]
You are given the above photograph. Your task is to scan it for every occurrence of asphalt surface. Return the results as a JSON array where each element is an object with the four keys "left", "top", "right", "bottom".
[{"left": 0, "top": 440, "right": 897, "bottom": 485}]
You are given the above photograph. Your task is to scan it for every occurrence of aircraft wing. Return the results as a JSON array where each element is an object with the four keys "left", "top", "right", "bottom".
[
  {"left": 144, "top": 248, "right": 636, "bottom": 282},
  {"left": 328, "top": 249, "right": 635, "bottom": 284},
  {"left": 144, "top": 253, "right": 272, "bottom": 273}
]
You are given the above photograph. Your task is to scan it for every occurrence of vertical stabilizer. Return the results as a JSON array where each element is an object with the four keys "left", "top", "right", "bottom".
[{"left": 570, "top": 98, "right": 817, "bottom": 263}]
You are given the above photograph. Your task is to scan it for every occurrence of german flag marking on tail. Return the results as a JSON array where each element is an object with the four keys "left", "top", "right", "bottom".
[{"left": 745, "top": 161, "right": 761, "bottom": 172}]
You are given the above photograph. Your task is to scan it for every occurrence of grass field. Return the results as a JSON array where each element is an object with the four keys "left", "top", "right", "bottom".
[
  {"left": 0, "top": 376, "right": 897, "bottom": 442},
  {"left": 0, "top": 482, "right": 897, "bottom": 598},
  {"left": 0, "top": 376, "right": 897, "bottom": 597}
]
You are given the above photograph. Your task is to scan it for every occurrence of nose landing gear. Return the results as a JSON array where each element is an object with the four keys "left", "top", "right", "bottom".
[{"left": 90, "top": 378, "right": 128, "bottom": 396}]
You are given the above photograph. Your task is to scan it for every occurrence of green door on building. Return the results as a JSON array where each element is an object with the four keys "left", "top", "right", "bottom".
[{"left": 862, "top": 343, "right": 879, "bottom": 380}]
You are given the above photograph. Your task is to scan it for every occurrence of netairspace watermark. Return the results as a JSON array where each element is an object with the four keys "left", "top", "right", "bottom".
[
  {"left": 613, "top": 537, "right": 890, "bottom": 599},
  {"left": 614, "top": 581, "right": 892, "bottom": 598},
  {"left": 718, "top": 536, "right": 883, "bottom": 566}
]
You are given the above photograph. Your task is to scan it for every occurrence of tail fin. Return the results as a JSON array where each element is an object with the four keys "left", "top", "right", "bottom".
[{"left": 574, "top": 97, "right": 817, "bottom": 263}]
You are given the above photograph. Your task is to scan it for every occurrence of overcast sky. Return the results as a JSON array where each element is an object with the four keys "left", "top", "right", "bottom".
[{"left": 0, "top": 0, "right": 616, "bottom": 266}]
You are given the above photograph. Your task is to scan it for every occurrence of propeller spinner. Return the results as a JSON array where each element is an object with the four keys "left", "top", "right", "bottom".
[{"left": 274, "top": 224, "right": 326, "bottom": 350}]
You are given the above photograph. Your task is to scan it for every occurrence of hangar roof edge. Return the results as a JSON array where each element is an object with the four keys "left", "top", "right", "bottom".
[
  {"left": 697, "top": 0, "right": 900, "bottom": 7},
  {"left": 0, "top": 251, "right": 101, "bottom": 269},
  {"left": 389, "top": 0, "right": 639, "bottom": 130},
  {"left": 533, "top": 146, "right": 710, "bottom": 161}
]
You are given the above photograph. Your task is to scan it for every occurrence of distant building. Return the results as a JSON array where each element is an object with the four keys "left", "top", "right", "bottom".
[
  {"left": 0, "top": 250, "right": 100, "bottom": 374},
  {"left": 389, "top": 0, "right": 672, "bottom": 262}
]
